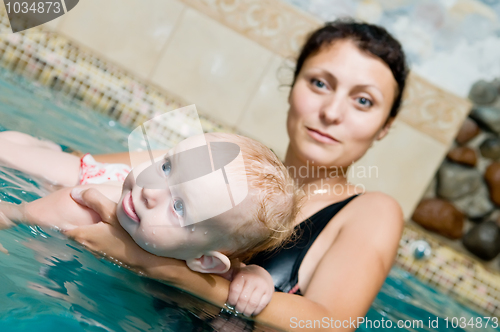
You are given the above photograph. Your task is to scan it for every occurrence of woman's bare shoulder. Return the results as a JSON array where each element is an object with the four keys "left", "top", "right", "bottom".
[
  {"left": 344, "top": 190, "right": 404, "bottom": 233},
  {"left": 334, "top": 191, "right": 404, "bottom": 271}
]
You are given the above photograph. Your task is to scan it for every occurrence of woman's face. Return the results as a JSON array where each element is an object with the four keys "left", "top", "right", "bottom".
[{"left": 287, "top": 39, "right": 398, "bottom": 168}]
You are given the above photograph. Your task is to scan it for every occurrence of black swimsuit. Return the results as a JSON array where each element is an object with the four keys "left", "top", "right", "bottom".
[{"left": 247, "top": 194, "right": 360, "bottom": 295}]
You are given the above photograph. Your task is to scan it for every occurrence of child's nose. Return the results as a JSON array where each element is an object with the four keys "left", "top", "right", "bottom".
[{"left": 141, "top": 187, "right": 170, "bottom": 209}]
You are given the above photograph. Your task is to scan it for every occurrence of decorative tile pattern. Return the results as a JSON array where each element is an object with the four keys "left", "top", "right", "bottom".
[
  {"left": 397, "top": 224, "right": 500, "bottom": 318},
  {"left": 179, "top": 0, "right": 321, "bottom": 58},
  {"left": 397, "top": 73, "right": 472, "bottom": 146}
]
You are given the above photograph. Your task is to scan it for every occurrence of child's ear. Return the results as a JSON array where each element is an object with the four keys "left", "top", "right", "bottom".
[{"left": 185, "top": 251, "right": 231, "bottom": 274}]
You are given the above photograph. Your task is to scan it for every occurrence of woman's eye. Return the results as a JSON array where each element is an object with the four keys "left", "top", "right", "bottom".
[
  {"left": 173, "top": 198, "right": 185, "bottom": 217},
  {"left": 161, "top": 159, "right": 171, "bottom": 176},
  {"left": 311, "top": 79, "right": 326, "bottom": 89},
  {"left": 356, "top": 97, "right": 373, "bottom": 107}
]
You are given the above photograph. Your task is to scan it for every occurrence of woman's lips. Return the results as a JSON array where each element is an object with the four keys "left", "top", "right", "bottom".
[
  {"left": 306, "top": 127, "right": 340, "bottom": 144},
  {"left": 122, "top": 191, "right": 140, "bottom": 223}
]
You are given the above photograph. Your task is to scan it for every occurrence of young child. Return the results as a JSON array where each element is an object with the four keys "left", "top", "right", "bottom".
[{"left": 0, "top": 130, "right": 302, "bottom": 316}]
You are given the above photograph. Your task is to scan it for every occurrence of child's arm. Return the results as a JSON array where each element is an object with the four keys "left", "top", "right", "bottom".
[
  {"left": 223, "top": 263, "right": 274, "bottom": 317},
  {"left": 0, "top": 184, "right": 121, "bottom": 231}
]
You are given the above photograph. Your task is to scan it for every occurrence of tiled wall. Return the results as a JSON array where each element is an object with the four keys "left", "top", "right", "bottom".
[{"left": 40, "top": 0, "right": 318, "bottom": 159}]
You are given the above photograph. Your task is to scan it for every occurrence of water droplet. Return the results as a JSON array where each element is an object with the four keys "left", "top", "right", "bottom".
[
  {"left": 191, "top": 226, "right": 195, "bottom": 232},
  {"left": 153, "top": 244, "right": 156, "bottom": 248},
  {"left": 204, "top": 231, "right": 208, "bottom": 235},
  {"left": 153, "top": 230, "right": 156, "bottom": 235},
  {"left": 145, "top": 242, "right": 149, "bottom": 246}
]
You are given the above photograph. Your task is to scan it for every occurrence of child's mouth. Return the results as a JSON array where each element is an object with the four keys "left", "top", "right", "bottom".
[{"left": 123, "top": 191, "right": 140, "bottom": 223}]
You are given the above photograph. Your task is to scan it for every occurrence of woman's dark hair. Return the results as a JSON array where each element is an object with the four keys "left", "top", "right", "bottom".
[{"left": 292, "top": 18, "right": 409, "bottom": 124}]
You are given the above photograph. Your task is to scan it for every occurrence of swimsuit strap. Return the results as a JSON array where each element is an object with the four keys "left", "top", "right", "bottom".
[{"left": 247, "top": 194, "right": 360, "bottom": 294}]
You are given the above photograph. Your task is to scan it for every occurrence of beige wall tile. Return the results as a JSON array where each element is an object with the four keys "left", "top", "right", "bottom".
[
  {"left": 57, "top": 0, "right": 186, "bottom": 80},
  {"left": 39, "top": 15, "right": 64, "bottom": 31},
  {"left": 349, "top": 119, "right": 448, "bottom": 220},
  {"left": 237, "top": 55, "right": 291, "bottom": 160},
  {"left": 151, "top": 8, "right": 274, "bottom": 127}
]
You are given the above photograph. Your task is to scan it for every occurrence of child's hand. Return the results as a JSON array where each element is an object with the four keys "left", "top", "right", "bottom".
[
  {"left": 0, "top": 203, "right": 21, "bottom": 229},
  {"left": 226, "top": 264, "right": 274, "bottom": 316}
]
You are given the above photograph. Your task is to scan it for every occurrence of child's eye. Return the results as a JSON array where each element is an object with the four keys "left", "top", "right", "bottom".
[
  {"left": 356, "top": 97, "right": 373, "bottom": 107},
  {"left": 311, "top": 78, "right": 326, "bottom": 89},
  {"left": 173, "top": 198, "right": 185, "bottom": 217},
  {"left": 161, "top": 159, "right": 171, "bottom": 176}
]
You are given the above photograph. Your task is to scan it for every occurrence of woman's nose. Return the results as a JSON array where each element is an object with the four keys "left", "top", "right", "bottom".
[
  {"left": 141, "top": 187, "right": 169, "bottom": 208},
  {"left": 320, "top": 94, "right": 346, "bottom": 124}
]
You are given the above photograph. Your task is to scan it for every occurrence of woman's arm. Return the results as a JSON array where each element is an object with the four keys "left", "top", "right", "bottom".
[
  {"left": 0, "top": 184, "right": 121, "bottom": 230},
  {"left": 65, "top": 189, "right": 403, "bottom": 331},
  {"left": 301, "top": 192, "right": 404, "bottom": 321}
]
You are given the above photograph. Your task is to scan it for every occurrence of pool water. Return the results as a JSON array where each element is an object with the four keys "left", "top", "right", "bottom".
[{"left": 0, "top": 68, "right": 498, "bottom": 332}]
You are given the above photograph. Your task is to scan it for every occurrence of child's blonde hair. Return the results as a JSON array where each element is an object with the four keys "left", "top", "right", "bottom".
[{"left": 205, "top": 133, "right": 303, "bottom": 263}]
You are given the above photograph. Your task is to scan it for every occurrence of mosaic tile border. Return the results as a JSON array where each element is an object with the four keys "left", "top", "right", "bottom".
[{"left": 397, "top": 223, "right": 500, "bottom": 317}]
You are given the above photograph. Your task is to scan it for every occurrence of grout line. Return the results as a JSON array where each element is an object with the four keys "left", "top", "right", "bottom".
[
  {"left": 234, "top": 53, "right": 276, "bottom": 132},
  {"left": 146, "top": 4, "right": 188, "bottom": 82}
]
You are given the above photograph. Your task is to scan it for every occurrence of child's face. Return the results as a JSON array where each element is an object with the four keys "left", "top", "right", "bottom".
[{"left": 116, "top": 137, "right": 248, "bottom": 260}]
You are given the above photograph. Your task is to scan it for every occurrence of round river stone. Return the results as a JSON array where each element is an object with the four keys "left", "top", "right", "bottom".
[
  {"left": 412, "top": 198, "right": 464, "bottom": 239},
  {"left": 446, "top": 146, "right": 477, "bottom": 167},
  {"left": 479, "top": 137, "right": 500, "bottom": 160},
  {"left": 455, "top": 117, "right": 480, "bottom": 145},
  {"left": 437, "top": 161, "right": 482, "bottom": 199},
  {"left": 469, "top": 80, "right": 498, "bottom": 105},
  {"left": 463, "top": 221, "right": 500, "bottom": 261}
]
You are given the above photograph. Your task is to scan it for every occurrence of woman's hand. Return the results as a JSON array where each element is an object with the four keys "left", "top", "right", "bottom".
[
  {"left": 64, "top": 188, "right": 192, "bottom": 285},
  {"left": 64, "top": 188, "right": 156, "bottom": 273}
]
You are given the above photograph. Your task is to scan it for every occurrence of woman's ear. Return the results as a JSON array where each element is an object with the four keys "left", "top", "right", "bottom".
[
  {"left": 376, "top": 117, "right": 395, "bottom": 141},
  {"left": 185, "top": 251, "right": 231, "bottom": 274}
]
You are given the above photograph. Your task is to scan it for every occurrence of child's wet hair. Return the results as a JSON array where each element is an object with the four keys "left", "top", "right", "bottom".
[{"left": 204, "top": 132, "right": 302, "bottom": 263}]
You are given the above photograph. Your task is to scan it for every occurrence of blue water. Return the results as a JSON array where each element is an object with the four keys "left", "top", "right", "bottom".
[{"left": 0, "top": 68, "right": 498, "bottom": 331}]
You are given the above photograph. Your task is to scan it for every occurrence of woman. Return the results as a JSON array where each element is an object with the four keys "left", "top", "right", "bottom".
[{"left": 66, "top": 19, "right": 408, "bottom": 331}]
